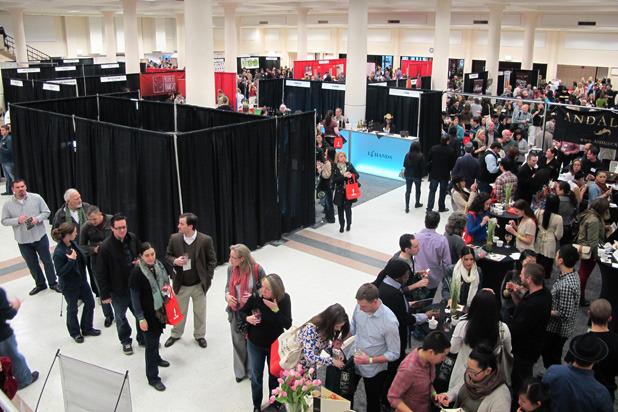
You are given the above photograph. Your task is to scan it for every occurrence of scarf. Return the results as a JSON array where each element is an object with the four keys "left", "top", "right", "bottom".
[
  {"left": 65, "top": 203, "right": 87, "bottom": 227},
  {"left": 452, "top": 259, "right": 480, "bottom": 307},
  {"left": 337, "top": 162, "right": 348, "bottom": 175},
  {"left": 138, "top": 259, "right": 169, "bottom": 310},
  {"left": 597, "top": 181, "right": 609, "bottom": 194},
  {"left": 463, "top": 362, "right": 506, "bottom": 401},
  {"left": 228, "top": 265, "right": 255, "bottom": 311}
]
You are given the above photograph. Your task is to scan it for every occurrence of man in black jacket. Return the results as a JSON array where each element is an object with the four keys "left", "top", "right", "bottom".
[
  {"left": 426, "top": 135, "right": 456, "bottom": 213},
  {"left": 96, "top": 213, "right": 143, "bottom": 355},
  {"left": 515, "top": 153, "right": 538, "bottom": 202}
]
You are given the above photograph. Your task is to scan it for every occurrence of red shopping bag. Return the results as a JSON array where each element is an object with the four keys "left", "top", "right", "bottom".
[
  {"left": 164, "top": 289, "right": 184, "bottom": 326},
  {"left": 270, "top": 338, "right": 283, "bottom": 377},
  {"left": 333, "top": 135, "right": 343, "bottom": 149},
  {"left": 345, "top": 176, "right": 361, "bottom": 200}
]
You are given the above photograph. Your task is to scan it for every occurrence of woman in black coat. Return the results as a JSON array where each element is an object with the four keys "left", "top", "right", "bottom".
[
  {"left": 129, "top": 242, "right": 172, "bottom": 391},
  {"left": 51, "top": 222, "right": 98, "bottom": 343},
  {"left": 332, "top": 151, "right": 360, "bottom": 233}
]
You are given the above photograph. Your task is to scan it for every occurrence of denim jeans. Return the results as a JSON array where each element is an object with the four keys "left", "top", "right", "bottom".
[
  {"left": 0, "top": 334, "right": 33, "bottom": 389},
  {"left": 427, "top": 179, "right": 448, "bottom": 211},
  {"left": 1, "top": 162, "right": 14, "bottom": 194},
  {"left": 323, "top": 188, "right": 335, "bottom": 222},
  {"left": 63, "top": 281, "right": 95, "bottom": 337},
  {"left": 247, "top": 339, "right": 278, "bottom": 408},
  {"left": 110, "top": 291, "right": 145, "bottom": 345},
  {"left": 18, "top": 235, "right": 57, "bottom": 288},
  {"left": 143, "top": 328, "right": 163, "bottom": 384}
]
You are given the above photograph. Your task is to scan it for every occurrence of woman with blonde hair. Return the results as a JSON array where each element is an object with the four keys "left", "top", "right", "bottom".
[
  {"left": 332, "top": 151, "right": 359, "bottom": 233},
  {"left": 225, "top": 244, "right": 267, "bottom": 383},
  {"left": 240, "top": 274, "right": 292, "bottom": 412}
]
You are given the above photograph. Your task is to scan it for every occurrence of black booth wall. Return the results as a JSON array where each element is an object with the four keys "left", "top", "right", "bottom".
[
  {"left": 11, "top": 99, "right": 315, "bottom": 263},
  {"left": 258, "top": 78, "right": 284, "bottom": 109}
]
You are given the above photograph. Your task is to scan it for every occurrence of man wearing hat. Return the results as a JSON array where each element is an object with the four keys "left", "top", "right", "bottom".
[{"left": 543, "top": 332, "right": 613, "bottom": 412}]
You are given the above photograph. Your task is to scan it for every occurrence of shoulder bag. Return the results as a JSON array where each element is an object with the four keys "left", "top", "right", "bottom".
[
  {"left": 573, "top": 215, "right": 594, "bottom": 260},
  {"left": 345, "top": 175, "right": 361, "bottom": 200},
  {"left": 234, "top": 264, "right": 261, "bottom": 334}
]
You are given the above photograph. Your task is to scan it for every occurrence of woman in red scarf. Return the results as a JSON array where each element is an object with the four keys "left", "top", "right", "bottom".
[{"left": 225, "top": 244, "right": 266, "bottom": 383}]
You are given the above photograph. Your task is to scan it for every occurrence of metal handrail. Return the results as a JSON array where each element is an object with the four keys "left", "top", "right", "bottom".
[
  {"left": 0, "top": 389, "right": 19, "bottom": 412},
  {"left": 2, "top": 33, "right": 51, "bottom": 62}
]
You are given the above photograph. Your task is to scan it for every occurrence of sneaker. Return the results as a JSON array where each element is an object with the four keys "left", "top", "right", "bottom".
[{"left": 122, "top": 343, "right": 133, "bottom": 355}]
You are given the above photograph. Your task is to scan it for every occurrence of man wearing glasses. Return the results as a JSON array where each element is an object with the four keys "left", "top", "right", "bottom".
[
  {"left": 163, "top": 213, "right": 216, "bottom": 349},
  {"left": 96, "top": 213, "right": 143, "bottom": 355}
]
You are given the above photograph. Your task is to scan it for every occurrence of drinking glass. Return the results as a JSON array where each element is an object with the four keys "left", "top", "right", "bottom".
[{"left": 504, "top": 233, "right": 513, "bottom": 248}]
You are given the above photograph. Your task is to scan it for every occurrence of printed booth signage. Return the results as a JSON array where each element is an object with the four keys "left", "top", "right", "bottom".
[{"left": 554, "top": 106, "right": 618, "bottom": 149}]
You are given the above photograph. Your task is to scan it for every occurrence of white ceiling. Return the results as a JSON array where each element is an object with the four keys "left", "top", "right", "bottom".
[{"left": 0, "top": 0, "right": 617, "bottom": 31}]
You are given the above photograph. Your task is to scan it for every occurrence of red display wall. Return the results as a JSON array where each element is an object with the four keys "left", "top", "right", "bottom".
[
  {"left": 402, "top": 60, "right": 433, "bottom": 78},
  {"left": 293, "top": 58, "right": 346, "bottom": 80}
]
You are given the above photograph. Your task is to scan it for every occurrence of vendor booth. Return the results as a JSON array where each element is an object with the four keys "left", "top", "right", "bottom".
[
  {"left": 401, "top": 60, "right": 433, "bottom": 78},
  {"left": 11, "top": 97, "right": 315, "bottom": 262},
  {"left": 293, "top": 58, "right": 346, "bottom": 80}
]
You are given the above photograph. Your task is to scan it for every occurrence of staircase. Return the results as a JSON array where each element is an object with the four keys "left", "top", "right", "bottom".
[{"left": 1, "top": 33, "right": 51, "bottom": 62}]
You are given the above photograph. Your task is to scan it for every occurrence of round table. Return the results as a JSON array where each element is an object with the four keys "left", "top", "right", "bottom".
[
  {"left": 597, "top": 260, "right": 618, "bottom": 333},
  {"left": 473, "top": 241, "right": 519, "bottom": 304},
  {"left": 488, "top": 209, "right": 518, "bottom": 240}
]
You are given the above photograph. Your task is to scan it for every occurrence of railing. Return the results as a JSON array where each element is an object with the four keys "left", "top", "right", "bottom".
[{"left": 2, "top": 33, "right": 51, "bottom": 62}]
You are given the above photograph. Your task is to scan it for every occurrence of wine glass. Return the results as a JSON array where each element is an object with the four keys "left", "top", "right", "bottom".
[{"left": 504, "top": 233, "right": 513, "bottom": 248}]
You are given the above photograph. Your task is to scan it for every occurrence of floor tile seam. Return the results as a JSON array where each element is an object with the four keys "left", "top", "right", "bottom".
[{"left": 297, "top": 229, "right": 393, "bottom": 261}]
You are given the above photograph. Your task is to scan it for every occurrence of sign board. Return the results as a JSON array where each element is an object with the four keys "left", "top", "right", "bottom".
[
  {"left": 43, "top": 83, "right": 61, "bottom": 92},
  {"left": 554, "top": 106, "right": 618, "bottom": 150},
  {"left": 101, "top": 63, "right": 120, "bottom": 69},
  {"left": 241, "top": 57, "right": 259, "bottom": 69},
  {"left": 286, "top": 80, "right": 310, "bottom": 88},
  {"left": 100, "top": 75, "right": 127, "bottom": 83},
  {"left": 389, "top": 89, "right": 421, "bottom": 98},
  {"left": 322, "top": 83, "right": 345, "bottom": 91},
  {"left": 55, "top": 66, "right": 76, "bottom": 71},
  {"left": 17, "top": 68, "right": 40, "bottom": 73},
  {"left": 10, "top": 79, "right": 23, "bottom": 87},
  {"left": 469, "top": 73, "right": 479, "bottom": 79},
  {"left": 50, "top": 79, "right": 77, "bottom": 85},
  {"left": 63, "top": 59, "right": 79, "bottom": 63}
]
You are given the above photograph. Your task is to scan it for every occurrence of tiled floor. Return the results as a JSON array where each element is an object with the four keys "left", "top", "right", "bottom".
[{"left": 1, "top": 177, "right": 612, "bottom": 411}]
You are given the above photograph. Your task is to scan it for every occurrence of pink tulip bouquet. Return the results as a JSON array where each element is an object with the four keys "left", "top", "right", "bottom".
[{"left": 270, "top": 364, "right": 321, "bottom": 412}]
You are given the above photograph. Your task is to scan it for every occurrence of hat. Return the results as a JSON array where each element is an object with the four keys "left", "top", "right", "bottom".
[
  {"left": 569, "top": 332, "right": 608, "bottom": 363},
  {"left": 384, "top": 113, "right": 393, "bottom": 120}
]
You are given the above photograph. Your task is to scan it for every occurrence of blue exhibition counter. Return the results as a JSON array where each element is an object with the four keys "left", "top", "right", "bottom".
[{"left": 339, "top": 129, "right": 417, "bottom": 181}]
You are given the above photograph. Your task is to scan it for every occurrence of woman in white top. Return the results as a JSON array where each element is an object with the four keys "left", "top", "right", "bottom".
[
  {"left": 447, "top": 289, "right": 513, "bottom": 396},
  {"left": 534, "top": 195, "right": 563, "bottom": 278},
  {"left": 452, "top": 175, "right": 477, "bottom": 214}
]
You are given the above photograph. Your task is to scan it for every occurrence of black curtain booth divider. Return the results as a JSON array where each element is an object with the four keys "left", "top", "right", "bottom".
[
  {"left": 4, "top": 78, "right": 35, "bottom": 104},
  {"left": 17, "top": 96, "right": 99, "bottom": 120},
  {"left": 74, "top": 118, "right": 180, "bottom": 258},
  {"left": 463, "top": 72, "right": 488, "bottom": 94},
  {"left": 98, "top": 97, "right": 175, "bottom": 132},
  {"left": 419, "top": 91, "right": 444, "bottom": 157},
  {"left": 420, "top": 76, "right": 432, "bottom": 90},
  {"left": 11, "top": 106, "right": 77, "bottom": 212},
  {"left": 386, "top": 88, "right": 421, "bottom": 135},
  {"left": 175, "top": 104, "right": 259, "bottom": 132},
  {"left": 102, "top": 91, "right": 140, "bottom": 99},
  {"left": 317, "top": 82, "right": 346, "bottom": 120},
  {"left": 82, "top": 62, "right": 126, "bottom": 77},
  {"left": 258, "top": 78, "right": 285, "bottom": 110},
  {"left": 33, "top": 80, "right": 79, "bottom": 101},
  {"left": 82, "top": 75, "right": 129, "bottom": 96},
  {"left": 277, "top": 112, "right": 316, "bottom": 233},
  {"left": 283, "top": 80, "right": 312, "bottom": 113},
  {"left": 176, "top": 119, "right": 281, "bottom": 263},
  {"left": 126, "top": 73, "right": 141, "bottom": 91},
  {"left": 365, "top": 85, "right": 389, "bottom": 125}
]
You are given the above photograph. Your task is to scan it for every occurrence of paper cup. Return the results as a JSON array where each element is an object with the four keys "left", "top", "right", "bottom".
[
  {"left": 497, "top": 240, "right": 504, "bottom": 247},
  {"left": 428, "top": 319, "right": 438, "bottom": 330}
]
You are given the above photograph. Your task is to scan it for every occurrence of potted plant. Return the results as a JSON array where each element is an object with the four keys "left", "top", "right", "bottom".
[
  {"left": 504, "top": 183, "right": 512, "bottom": 207},
  {"left": 485, "top": 218, "right": 498, "bottom": 252},
  {"left": 450, "top": 277, "right": 461, "bottom": 319},
  {"left": 270, "top": 364, "right": 322, "bottom": 412}
]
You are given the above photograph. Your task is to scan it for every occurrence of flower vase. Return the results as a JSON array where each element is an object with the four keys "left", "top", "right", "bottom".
[
  {"left": 485, "top": 240, "right": 492, "bottom": 252},
  {"left": 286, "top": 403, "right": 305, "bottom": 412}
]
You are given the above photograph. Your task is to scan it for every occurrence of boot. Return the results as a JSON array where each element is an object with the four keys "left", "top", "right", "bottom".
[{"left": 405, "top": 192, "right": 410, "bottom": 213}]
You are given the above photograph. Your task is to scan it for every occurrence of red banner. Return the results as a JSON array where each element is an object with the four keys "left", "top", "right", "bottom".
[
  {"left": 402, "top": 60, "right": 433, "bottom": 78},
  {"left": 140, "top": 71, "right": 186, "bottom": 96},
  {"left": 293, "top": 58, "right": 346, "bottom": 80}
]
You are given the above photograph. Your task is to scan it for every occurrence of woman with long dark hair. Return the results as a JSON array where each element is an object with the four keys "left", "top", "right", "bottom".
[
  {"left": 466, "top": 192, "right": 491, "bottom": 243},
  {"left": 318, "top": 147, "right": 337, "bottom": 223},
  {"left": 51, "top": 222, "right": 99, "bottom": 343},
  {"left": 129, "top": 242, "right": 172, "bottom": 391},
  {"left": 403, "top": 141, "right": 425, "bottom": 212},
  {"left": 438, "top": 343, "right": 511, "bottom": 410},
  {"left": 530, "top": 168, "right": 553, "bottom": 211},
  {"left": 225, "top": 244, "right": 266, "bottom": 382},
  {"left": 534, "top": 195, "right": 563, "bottom": 278},
  {"left": 517, "top": 377, "right": 552, "bottom": 412},
  {"left": 445, "top": 290, "right": 512, "bottom": 402},
  {"left": 442, "top": 246, "right": 484, "bottom": 308},
  {"left": 322, "top": 109, "right": 339, "bottom": 146},
  {"left": 332, "top": 151, "right": 360, "bottom": 233},
  {"left": 452, "top": 175, "right": 477, "bottom": 214},
  {"left": 297, "top": 303, "right": 349, "bottom": 372},
  {"left": 556, "top": 181, "right": 578, "bottom": 245},
  {"left": 506, "top": 199, "right": 537, "bottom": 252},
  {"left": 577, "top": 197, "right": 609, "bottom": 306}
]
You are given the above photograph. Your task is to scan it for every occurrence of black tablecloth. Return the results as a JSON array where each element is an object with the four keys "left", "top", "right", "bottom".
[
  {"left": 473, "top": 242, "right": 519, "bottom": 305},
  {"left": 598, "top": 261, "right": 618, "bottom": 333},
  {"left": 489, "top": 209, "right": 518, "bottom": 240}
]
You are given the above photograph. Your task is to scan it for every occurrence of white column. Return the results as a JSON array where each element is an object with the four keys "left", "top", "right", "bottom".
[
  {"left": 103, "top": 11, "right": 117, "bottom": 63},
  {"left": 121, "top": 0, "right": 140, "bottom": 73},
  {"left": 185, "top": 0, "right": 215, "bottom": 107},
  {"left": 344, "top": 0, "right": 368, "bottom": 124},
  {"left": 463, "top": 29, "right": 474, "bottom": 74},
  {"left": 521, "top": 12, "right": 538, "bottom": 70},
  {"left": 88, "top": 17, "right": 103, "bottom": 55},
  {"left": 175, "top": 13, "right": 185, "bottom": 69},
  {"left": 486, "top": 5, "right": 504, "bottom": 95},
  {"left": 258, "top": 28, "right": 266, "bottom": 56},
  {"left": 393, "top": 28, "right": 401, "bottom": 73},
  {"left": 546, "top": 31, "right": 559, "bottom": 81},
  {"left": 431, "top": 0, "right": 451, "bottom": 91},
  {"left": 223, "top": 3, "right": 238, "bottom": 73},
  {"left": 154, "top": 17, "right": 167, "bottom": 51},
  {"left": 297, "top": 8, "right": 308, "bottom": 61},
  {"left": 10, "top": 9, "right": 27, "bottom": 63}
]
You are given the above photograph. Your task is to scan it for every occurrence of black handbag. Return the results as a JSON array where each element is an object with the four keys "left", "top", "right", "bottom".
[{"left": 324, "top": 356, "right": 357, "bottom": 400}]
